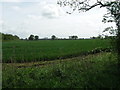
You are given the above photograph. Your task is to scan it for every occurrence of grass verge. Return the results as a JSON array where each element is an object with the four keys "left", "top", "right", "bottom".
[{"left": 2, "top": 52, "right": 120, "bottom": 88}]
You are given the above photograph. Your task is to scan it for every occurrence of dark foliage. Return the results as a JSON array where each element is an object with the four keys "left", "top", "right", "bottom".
[
  {"left": 69, "top": 36, "right": 78, "bottom": 40},
  {"left": 1, "top": 33, "right": 19, "bottom": 41},
  {"left": 28, "top": 35, "right": 34, "bottom": 40},
  {"left": 35, "top": 35, "right": 39, "bottom": 40},
  {"left": 51, "top": 35, "right": 56, "bottom": 40}
]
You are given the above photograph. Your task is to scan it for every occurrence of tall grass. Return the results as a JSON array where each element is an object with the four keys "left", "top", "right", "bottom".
[{"left": 2, "top": 52, "right": 120, "bottom": 88}]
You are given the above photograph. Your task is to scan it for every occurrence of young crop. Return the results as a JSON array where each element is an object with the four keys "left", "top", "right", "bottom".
[{"left": 2, "top": 39, "right": 110, "bottom": 63}]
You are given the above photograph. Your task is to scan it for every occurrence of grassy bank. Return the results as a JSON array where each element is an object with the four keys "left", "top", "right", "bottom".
[{"left": 2, "top": 52, "right": 120, "bottom": 88}]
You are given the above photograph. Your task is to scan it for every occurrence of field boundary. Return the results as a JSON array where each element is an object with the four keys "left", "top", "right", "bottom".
[{"left": 3, "top": 49, "right": 112, "bottom": 68}]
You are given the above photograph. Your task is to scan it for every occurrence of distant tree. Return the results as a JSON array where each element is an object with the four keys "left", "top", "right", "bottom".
[
  {"left": 28, "top": 35, "right": 34, "bottom": 40},
  {"left": 20, "top": 38, "right": 24, "bottom": 40},
  {"left": 35, "top": 35, "right": 39, "bottom": 40},
  {"left": 14, "top": 35, "right": 19, "bottom": 40},
  {"left": 69, "top": 36, "right": 72, "bottom": 39},
  {"left": 43, "top": 37, "right": 48, "bottom": 40},
  {"left": 90, "top": 36, "right": 96, "bottom": 39},
  {"left": 97, "top": 35, "right": 103, "bottom": 39},
  {"left": 25, "top": 38, "right": 27, "bottom": 40},
  {"left": 74, "top": 36, "right": 78, "bottom": 40},
  {"left": 2, "top": 33, "right": 20, "bottom": 41},
  {"left": 51, "top": 35, "right": 56, "bottom": 40},
  {"left": 69, "top": 35, "right": 78, "bottom": 40}
]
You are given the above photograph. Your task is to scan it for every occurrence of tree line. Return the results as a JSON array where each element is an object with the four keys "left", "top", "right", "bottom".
[
  {"left": 27, "top": 34, "right": 107, "bottom": 40},
  {"left": 1, "top": 33, "right": 19, "bottom": 41},
  {"left": 27, "top": 35, "right": 79, "bottom": 40},
  {"left": 1, "top": 32, "right": 114, "bottom": 41}
]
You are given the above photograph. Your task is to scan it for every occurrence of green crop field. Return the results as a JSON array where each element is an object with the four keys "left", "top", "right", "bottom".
[
  {"left": 3, "top": 39, "right": 120, "bottom": 88},
  {"left": 2, "top": 39, "right": 110, "bottom": 63}
]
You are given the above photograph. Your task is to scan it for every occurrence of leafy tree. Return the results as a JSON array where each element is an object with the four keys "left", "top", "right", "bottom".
[
  {"left": 14, "top": 35, "right": 19, "bottom": 40},
  {"left": 97, "top": 35, "right": 103, "bottom": 39},
  {"left": 1, "top": 33, "right": 19, "bottom": 40},
  {"left": 28, "top": 35, "right": 34, "bottom": 40},
  {"left": 90, "top": 36, "right": 96, "bottom": 39},
  {"left": 103, "top": 26, "right": 117, "bottom": 36},
  {"left": 51, "top": 35, "right": 56, "bottom": 40},
  {"left": 69, "top": 35, "right": 78, "bottom": 40},
  {"left": 35, "top": 35, "right": 39, "bottom": 40},
  {"left": 57, "top": 0, "right": 120, "bottom": 65},
  {"left": 74, "top": 36, "right": 78, "bottom": 40}
]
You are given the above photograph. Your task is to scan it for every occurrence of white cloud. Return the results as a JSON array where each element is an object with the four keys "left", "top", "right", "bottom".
[
  {"left": 0, "top": 0, "right": 57, "bottom": 2},
  {"left": 2, "top": 0, "right": 116, "bottom": 38},
  {"left": 25, "top": 2, "right": 66, "bottom": 19},
  {"left": 12, "top": 6, "right": 21, "bottom": 11},
  {"left": 0, "top": 20, "right": 3, "bottom": 25},
  {"left": 0, "top": 20, "right": 3, "bottom": 32},
  {"left": 41, "top": 3, "right": 65, "bottom": 18},
  {"left": 1, "top": 0, "right": 22, "bottom": 2},
  {"left": 27, "top": 14, "right": 41, "bottom": 20}
]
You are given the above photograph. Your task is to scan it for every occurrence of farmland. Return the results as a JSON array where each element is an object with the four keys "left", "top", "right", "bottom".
[
  {"left": 2, "top": 39, "right": 120, "bottom": 88},
  {"left": 2, "top": 39, "right": 110, "bottom": 63}
]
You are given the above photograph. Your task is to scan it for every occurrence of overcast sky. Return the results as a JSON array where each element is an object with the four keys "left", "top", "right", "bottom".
[{"left": 0, "top": 0, "right": 116, "bottom": 39}]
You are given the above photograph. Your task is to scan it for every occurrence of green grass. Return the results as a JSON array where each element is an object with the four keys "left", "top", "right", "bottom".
[
  {"left": 2, "top": 39, "right": 110, "bottom": 63},
  {"left": 2, "top": 52, "right": 120, "bottom": 88}
]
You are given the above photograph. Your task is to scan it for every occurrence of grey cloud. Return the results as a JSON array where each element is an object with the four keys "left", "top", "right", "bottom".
[{"left": 41, "top": 3, "right": 65, "bottom": 19}]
